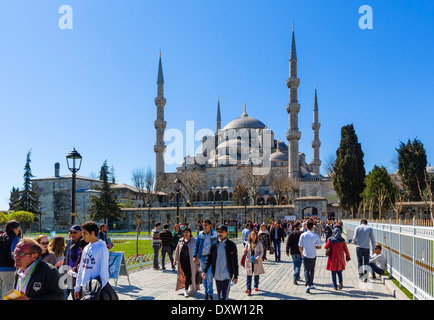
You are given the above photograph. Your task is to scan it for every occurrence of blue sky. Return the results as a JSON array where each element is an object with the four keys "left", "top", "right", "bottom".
[{"left": 0, "top": 0, "right": 433, "bottom": 210}]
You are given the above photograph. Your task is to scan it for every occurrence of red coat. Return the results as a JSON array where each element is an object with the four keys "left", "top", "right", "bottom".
[{"left": 325, "top": 240, "right": 350, "bottom": 271}]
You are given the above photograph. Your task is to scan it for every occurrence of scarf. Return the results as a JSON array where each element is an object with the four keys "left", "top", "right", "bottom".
[{"left": 329, "top": 227, "right": 344, "bottom": 243}]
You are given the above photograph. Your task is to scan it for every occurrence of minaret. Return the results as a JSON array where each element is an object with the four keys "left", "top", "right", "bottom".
[
  {"left": 311, "top": 84, "right": 321, "bottom": 175},
  {"left": 154, "top": 51, "right": 166, "bottom": 182},
  {"left": 216, "top": 96, "right": 221, "bottom": 133},
  {"left": 286, "top": 23, "right": 301, "bottom": 178}
]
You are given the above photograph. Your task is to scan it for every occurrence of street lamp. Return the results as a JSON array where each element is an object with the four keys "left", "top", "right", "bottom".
[
  {"left": 174, "top": 178, "right": 183, "bottom": 224},
  {"left": 259, "top": 199, "right": 264, "bottom": 223},
  {"left": 147, "top": 201, "right": 152, "bottom": 235},
  {"left": 221, "top": 199, "right": 224, "bottom": 225},
  {"left": 243, "top": 196, "right": 248, "bottom": 224},
  {"left": 66, "top": 148, "right": 82, "bottom": 225},
  {"left": 212, "top": 201, "right": 216, "bottom": 226}
]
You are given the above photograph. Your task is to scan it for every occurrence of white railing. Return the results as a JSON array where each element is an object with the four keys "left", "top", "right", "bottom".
[{"left": 343, "top": 219, "right": 434, "bottom": 300}]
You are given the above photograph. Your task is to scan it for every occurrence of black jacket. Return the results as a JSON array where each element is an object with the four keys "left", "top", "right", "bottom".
[
  {"left": 13, "top": 258, "right": 65, "bottom": 300},
  {"left": 0, "top": 233, "right": 17, "bottom": 269},
  {"left": 286, "top": 229, "right": 303, "bottom": 255},
  {"left": 203, "top": 238, "right": 239, "bottom": 280},
  {"left": 270, "top": 227, "right": 285, "bottom": 243}
]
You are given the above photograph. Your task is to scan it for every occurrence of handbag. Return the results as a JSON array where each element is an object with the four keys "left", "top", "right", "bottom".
[
  {"left": 240, "top": 253, "right": 246, "bottom": 267},
  {"left": 269, "top": 246, "right": 274, "bottom": 255},
  {"left": 325, "top": 246, "right": 331, "bottom": 257},
  {"left": 195, "top": 270, "right": 203, "bottom": 284}
]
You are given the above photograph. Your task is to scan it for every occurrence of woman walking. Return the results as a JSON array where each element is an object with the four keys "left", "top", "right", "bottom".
[
  {"left": 258, "top": 224, "right": 271, "bottom": 261},
  {"left": 174, "top": 228, "right": 200, "bottom": 297},
  {"left": 324, "top": 227, "right": 351, "bottom": 290},
  {"left": 172, "top": 224, "right": 183, "bottom": 248},
  {"left": 243, "top": 230, "right": 265, "bottom": 295}
]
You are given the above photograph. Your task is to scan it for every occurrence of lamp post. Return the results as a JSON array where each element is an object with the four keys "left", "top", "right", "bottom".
[
  {"left": 212, "top": 201, "right": 216, "bottom": 226},
  {"left": 147, "top": 201, "right": 152, "bottom": 235},
  {"left": 220, "top": 199, "right": 224, "bottom": 225},
  {"left": 243, "top": 196, "right": 248, "bottom": 224},
  {"left": 66, "top": 148, "right": 82, "bottom": 226},
  {"left": 174, "top": 178, "right": 183, "bottom": 224},
  {"left": 259, "top": 199, "right": 264, "bottom": 223}
]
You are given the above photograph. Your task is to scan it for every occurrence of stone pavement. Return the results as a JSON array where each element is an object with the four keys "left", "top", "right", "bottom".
[{"left": 112, "top": 235, "right": 405, "bottom": 300}]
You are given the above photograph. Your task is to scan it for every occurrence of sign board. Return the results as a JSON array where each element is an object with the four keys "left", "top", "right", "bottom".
[
  {"left": 284, "top": 215, "right": 297, "bottom": 221},
  {"left": 108, "top": 251, "right": 130, "bottom": 287},
  {"left": 228, "top": 220, "right": 238, "bottom": 238}
]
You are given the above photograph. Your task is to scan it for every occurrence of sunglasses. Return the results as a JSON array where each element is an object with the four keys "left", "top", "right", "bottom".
[{"left": 39, "top": 242, "right": 49, "bottom": 245}]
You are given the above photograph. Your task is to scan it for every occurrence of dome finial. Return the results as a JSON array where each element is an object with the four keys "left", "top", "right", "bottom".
[{"left": 242, "top": 101, "right": 248, "bottom": 117}]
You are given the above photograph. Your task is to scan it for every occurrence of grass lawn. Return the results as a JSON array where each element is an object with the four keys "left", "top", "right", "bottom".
[{"left": 109, "top": 239, "right": 154, "bottom": 258}]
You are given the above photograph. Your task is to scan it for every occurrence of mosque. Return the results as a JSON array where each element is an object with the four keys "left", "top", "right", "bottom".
[{"left": 154, "top": 25, "right": 337, "bottom": 218}]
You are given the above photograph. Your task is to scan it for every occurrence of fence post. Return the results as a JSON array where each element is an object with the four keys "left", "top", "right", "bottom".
[
  {"left": 412, "top": 218, "right": 416, "bottom": 299},
  {"left": 398, "top": 219, "right": 402, "bottom": 288}
]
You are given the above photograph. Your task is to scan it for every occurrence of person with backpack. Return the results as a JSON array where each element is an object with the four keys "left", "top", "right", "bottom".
[{"left": 0, "top": 220, "right": 21, "bottom": 297}]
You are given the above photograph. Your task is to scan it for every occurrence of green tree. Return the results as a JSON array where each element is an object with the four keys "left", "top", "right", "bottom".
[
  {"left": 362, "top": 165, "right": 396, "bottom": 219},
  {"left": 0, "top": 212, "right": 8, "bottom": 226},
  {"left": 18, "top": 150, "right": 41, "bottom": 214},
  {"left": 8, "top": 211, "right": 35, "bottom": 234},
  {"left": 8, "top": 186, "right": 20, "bottom": 211},
  {"left": 397, "top": 139, "right": 428, "bottom": 201},
  {"left": 89, "top": 161, "right": 123, "bottom": 225},
  {"left": 333, "top": 124, "right": 366, "bottom": 217}
]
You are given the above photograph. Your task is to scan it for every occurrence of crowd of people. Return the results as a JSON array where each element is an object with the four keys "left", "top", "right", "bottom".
[
  {"left": 0, "top": 216, "right": 386, "bottom": 300},
  {"left": 149, "top": 216, "right": 386, "bottom": 299},
  {"left": 0, "top": 220, "right": 118, "bottom": 300}
]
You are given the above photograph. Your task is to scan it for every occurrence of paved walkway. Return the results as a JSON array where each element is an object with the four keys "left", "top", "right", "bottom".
[{"left": 112, "top": 235, "right": 404, "bottom": 300}]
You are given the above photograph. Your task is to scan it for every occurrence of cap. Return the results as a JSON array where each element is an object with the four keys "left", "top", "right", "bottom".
[
  {"left": 69, "top": 225, "right": 82, "bottom": 232},
  {"left": 216, "top": 224, "right": 228, "bottom": 232}
]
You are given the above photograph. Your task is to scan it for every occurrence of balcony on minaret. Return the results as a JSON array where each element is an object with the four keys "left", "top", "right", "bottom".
[
  {"left": 154, "top": 97, "right": 166, "bottom": 107},
  {"left": 286, "top": 76, "right": 300, "bottom": 89},
  {"left": 286, "top": 102, "right": 301, "bottom": 114},
  {"left": 154, "top": 119, "right": 167, "bottom": 130},
  {"left": 286, "top": 129, "right": 301, "bottom": 141}
]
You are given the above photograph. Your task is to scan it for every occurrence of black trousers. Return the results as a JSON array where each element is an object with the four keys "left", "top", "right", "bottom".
[
  {"left": 180, "top": 258, "right": 192, "bottom": 289},
  {"left": 215, "top": 279, "right": 231, "bottom": 300}
]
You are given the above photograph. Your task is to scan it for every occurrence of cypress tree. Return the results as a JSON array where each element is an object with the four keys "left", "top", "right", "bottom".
[
  {"left": 396, "top": 138, "right": 428, "bottom": 201},
  {"left": 333, "top": 124, "right": 366, "bottom": 217},
  {"left": 9, "top": 186, "right": 21, "bottom": 211},
  {"left": 89, "top": 160, "right": 122, "bottom": 224},
  {"left": 18, "top": 150, "right": 40, "bottom": 214}
]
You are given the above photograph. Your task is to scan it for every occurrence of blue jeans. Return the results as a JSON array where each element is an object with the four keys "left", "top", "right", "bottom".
[
  {"left": 200, "top": 256, "right": 214, "bottom": 295},
  {"left": 246, "top": 275, "right": 259, "bottom": 292},
  {"left": 356, "top": 247, "right": 370, "bottom": 277},
  {"left": 273, "top": 240, "right": 281, "bottom": 260},
  {"left": 291, "top": 254, "right": 302, "bottom": 280},
  {"left": 302, "top": 257, "right": 316, "bottom": 287},
  {"left": 369, "top": 263, "right": 385, "bottom": 276},
  {"left": 331, "top": 271, "right": 343, "bottom": 288}
]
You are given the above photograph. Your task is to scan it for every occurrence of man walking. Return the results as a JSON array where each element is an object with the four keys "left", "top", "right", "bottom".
[
  {"left": 352, "top": 219, "right": 375, "bottom": 281},
  {"left": 286, "top": 221, "right": 303, "bottom": 284},
  {"left": 242, "top": 223, "right": 251, "bottom": 247},
  {"left": 151, "top": 222, "right": 162, "bottom": 270},
  {"left": 202, "top": 224, "right": 238, "bottom": 300},
  {"left": 160, "top": 223, "right": 175, "bottom": 271},
  {"left": 193, "top": 219, "right": 218, "bottom": 300},
  {"left": 270, "top": 221, "right": 285, "bottom": 261},
  {"left": 298, "top": 220, "right": 322, "bottom": 293}
]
